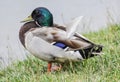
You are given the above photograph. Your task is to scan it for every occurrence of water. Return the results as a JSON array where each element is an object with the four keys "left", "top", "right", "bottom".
[{"left": 0, "top": 0, "right": 119, "bottom": 69}]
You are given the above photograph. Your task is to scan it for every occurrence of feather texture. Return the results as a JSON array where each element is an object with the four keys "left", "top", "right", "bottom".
[{"left": 25, "top": 31, "right": 84, "bottom": 62}]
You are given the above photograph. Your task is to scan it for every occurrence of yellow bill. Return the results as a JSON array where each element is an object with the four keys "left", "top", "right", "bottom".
[{"left": 20, "top": 15, "right": 33, "bottom": 23}]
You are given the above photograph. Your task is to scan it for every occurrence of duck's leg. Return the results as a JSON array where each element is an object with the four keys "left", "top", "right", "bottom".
[
  {"left": 47, "top": 62, "right": 52, "bottom": 72},
  {"left": 51, "top": 64, "right": 62, "bottom": 71},
  {"left": 47, "top": 62, "right": 62, "bottom": 72}
]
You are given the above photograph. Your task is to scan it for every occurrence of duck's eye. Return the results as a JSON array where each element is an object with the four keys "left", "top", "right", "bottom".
[
  {"left": 36, "top": 11, "right": 44, "bottom": 18},
  {"left": 35, "top": 10, "right": 40, "bottom": 15}
]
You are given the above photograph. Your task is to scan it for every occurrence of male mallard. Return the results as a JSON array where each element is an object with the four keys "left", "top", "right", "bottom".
[{"left": 19, "top": 7, "right": 103, "bottom": 72}]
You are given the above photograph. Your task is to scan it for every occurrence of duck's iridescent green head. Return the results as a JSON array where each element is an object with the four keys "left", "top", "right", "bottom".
[
  {"left": 31, "top": 7, "right": 53, "bottom": 26},
  {"left": 21, "top": 7, "right": 53, "bottom": 27}
]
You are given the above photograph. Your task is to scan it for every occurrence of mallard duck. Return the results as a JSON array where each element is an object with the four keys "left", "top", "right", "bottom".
[{"left": 19, "top": 7, "right": 103, "bottom": 72}]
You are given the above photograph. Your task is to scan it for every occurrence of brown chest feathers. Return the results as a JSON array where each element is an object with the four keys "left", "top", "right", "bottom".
[
  {"left": 19, "top": 21, "right": 38, "bottom": 47},
  {"left": 19, "top": 21, "right": 66, "bottom": 47}
]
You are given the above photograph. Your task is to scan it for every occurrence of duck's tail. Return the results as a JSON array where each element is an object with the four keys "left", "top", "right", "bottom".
[{"left": 76, "top": 44, "right": 103, "bottom": 59}]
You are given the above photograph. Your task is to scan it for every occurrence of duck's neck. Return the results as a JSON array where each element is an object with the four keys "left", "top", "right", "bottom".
[{"left": 19, "top": 21, "right": 38, "bottom": 47}]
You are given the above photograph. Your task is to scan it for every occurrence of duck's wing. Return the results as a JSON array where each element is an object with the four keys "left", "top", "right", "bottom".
[
  {"left": 65, "top": 16, "right": 83, "bottom": 39},
  {"left": 54, "top": 16, "right": 83, "bottom": 38},
  {"left": 74, "top": 32, "right": 94, "bottom": 45},
  {"left": 54, "top": 16, "right": 94, "bottom": 44},
  {"left": 65, "top": 16, "right": 98, "bottom": 45},
  {"left": 25, "top": 29, "right": 84, "bottom": 62}
]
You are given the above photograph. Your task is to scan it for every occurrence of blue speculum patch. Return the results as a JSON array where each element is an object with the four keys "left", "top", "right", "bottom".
[{"left": 53, "top": 42, "right": 67, "bottom": 49}]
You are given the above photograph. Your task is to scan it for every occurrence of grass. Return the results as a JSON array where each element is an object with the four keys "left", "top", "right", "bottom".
[{"left": 0, "top": 24, "right": 120, "bottom": 82}]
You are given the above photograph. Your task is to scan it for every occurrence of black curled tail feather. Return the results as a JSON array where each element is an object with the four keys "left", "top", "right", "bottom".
[{"left": 76, "top": 44, "right": 103, "bottom": 59}]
